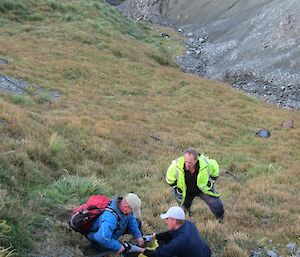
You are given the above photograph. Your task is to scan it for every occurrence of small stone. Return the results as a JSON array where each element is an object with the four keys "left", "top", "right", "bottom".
[
  {"left": 287, "top": 242, "right": 297, "bottom": 252},
  {"left": 281, "top": 120, "right": 294, "bottom": 129},
  {"left": 0, "top": 58, "right": 8, "bottom": 65},
  {"left": 178, "top": 28, "right": 182, "bottom": 32},
  {"left": 160, "top": 32, "right": 169, "bottom": 38},
  {"left": 187, "top": 32, "right": 194, "bottom": 37},
  {"left": 267, "top": 250, "right": 278, "bottom": 257},
  {"left": 251, "top": 248, "right": 262, "bottom": 257}
]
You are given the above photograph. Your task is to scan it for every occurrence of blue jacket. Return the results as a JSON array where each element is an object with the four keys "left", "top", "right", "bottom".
[
  {"left": 87, "top": 198, "right": 142, "bottom": 252},
  {"left": 147, "top": 220, "right": 211, "bottom": 257}
]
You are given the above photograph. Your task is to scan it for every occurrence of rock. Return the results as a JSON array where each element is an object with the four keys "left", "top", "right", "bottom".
[
  {"left": 160, "top": 32, "right": 169, "bottom": 38},
  {"left": 198, "top": 37, "right": 207, "bottom": 43},
  {"left": 251, "top": 248, "right": 263, "bottom": 257},
  {"left": 178, "top": 28, "right": 182, "bottom": 32},
  {"left": 261, "top": 218, "right": 272, "bottom": 225},
  {"left": 267, "top": 250, "right": 278, "bottom": 257},
  {"left": 120, "top": 0, "right": 300, "bottom": 110},
  {"left": 281, "top": 120, "right": 294, "bottom": 129},
  {"left": 0, "top": 75, "right": 29, "bottom": 94},
  {"left": 256, "top": 129, "right": 271, "bottom": 138},
  {"left": 287, "top": 242, "right": 297, "bottom": 253},
  {"left": 106, "top": 0, "right": 125, "bottom": 6},
  {"left": 0, "top": 58, "right": 8, "bottom": 64}
]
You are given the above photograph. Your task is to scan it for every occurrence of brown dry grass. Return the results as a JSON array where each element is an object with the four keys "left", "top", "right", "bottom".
[{"left": 0, "top": 1, "right": 299, "bottom": 256}]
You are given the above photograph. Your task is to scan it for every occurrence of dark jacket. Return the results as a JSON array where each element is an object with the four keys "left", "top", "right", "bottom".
[
  {"left": 144, "top": 220, "right": 211, "bottom": 257},
  {"left": 87, "top": 198, "right": 142, "bottom": 252}
]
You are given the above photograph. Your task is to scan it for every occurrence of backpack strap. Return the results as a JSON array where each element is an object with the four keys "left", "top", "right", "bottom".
[{"left": 105, "top": 206, "right": 121, "bottom": 222}]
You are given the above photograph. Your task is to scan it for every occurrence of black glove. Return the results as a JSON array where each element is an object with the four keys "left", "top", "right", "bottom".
[
  {"left": 143, "top": 249, "right": 155, "bottom": 257},
  {"left": 122, "top": 242, "right": 131, "bottom": 252}
]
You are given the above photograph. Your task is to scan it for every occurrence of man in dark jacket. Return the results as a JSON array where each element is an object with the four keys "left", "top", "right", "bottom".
[{"left": 135, "top": 206, "right": 211, "bottom": 257}]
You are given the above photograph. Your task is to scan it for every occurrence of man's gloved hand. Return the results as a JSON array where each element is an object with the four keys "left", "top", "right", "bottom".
[
  {"left": 122, "top": 242, "right": 131, "bottom": 252},
  {"left": 136, "top": 237, "right": 144, "bottom": 246},
  {"left": 143, "top": 234, "right": 154, "bottom": 242},
  {"left": 172, "top": 186, "right": 183, "bottom": 203},
  {"left": 122, "top": 242, "right": 143, "bottom": 253},
  {"left": 128, "top": 243, "right": 143, "bottom": 253}
]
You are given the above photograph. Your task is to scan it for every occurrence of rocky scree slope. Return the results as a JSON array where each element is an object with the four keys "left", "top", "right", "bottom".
[{"left": 120, "top": 0, "right": 300, "bottom": 109}]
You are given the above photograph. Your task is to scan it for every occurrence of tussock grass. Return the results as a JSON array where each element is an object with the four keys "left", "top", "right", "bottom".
[
  {"left": 10, "top": 94, "right": 29, "bottom": 106},
  {"left": 0, "top": 191, "right": 12, "bottom": 246},
  {"left": 0, "top": 247, "right": 15, "bottom": 257},
  {"left": 220, "top": 243, "right": 248, "bottom": 257},
  {"left": 0, "top": 0, "right": 299, "bottom": 256},
  {"left": 42, "top": 175, "right": 110, "bottom": 206}
]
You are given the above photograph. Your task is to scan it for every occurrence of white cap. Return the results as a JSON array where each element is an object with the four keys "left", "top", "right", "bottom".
[
  {"left": 124, "top": 193, "right": 141, "bottom": 218},
  {"left": 160, "top": 206, "right": 185, "bottom": 220}
]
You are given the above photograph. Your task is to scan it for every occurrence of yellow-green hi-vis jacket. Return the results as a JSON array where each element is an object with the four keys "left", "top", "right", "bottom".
[{"left": 166, "top": 155, "right": 220, "bottom": 205}]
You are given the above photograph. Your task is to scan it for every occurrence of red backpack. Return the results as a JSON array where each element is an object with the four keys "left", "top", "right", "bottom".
[{"left": 69, "top": 194, "right": 119, "bottom": 234}]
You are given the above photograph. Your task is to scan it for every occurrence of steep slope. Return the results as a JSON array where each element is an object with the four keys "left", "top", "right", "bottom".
[
  {"left": 120, "top": 0, "right": 300, "bottom": 109},
  {"left": 0, "top": 1, "right": 299, "bottom": 257}
]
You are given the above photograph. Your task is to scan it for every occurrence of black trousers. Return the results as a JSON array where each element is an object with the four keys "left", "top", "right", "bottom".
[{"left": 183, "top": 192, "right": 224, "bottom": 219}]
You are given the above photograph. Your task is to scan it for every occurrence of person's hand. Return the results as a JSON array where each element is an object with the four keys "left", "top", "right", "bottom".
[
  {"left": 118, "top": 245, "right": 125, "bottom": 254},
  {"left": 129, "top": 244, "right": 144, "bottom": 253},
  {"left": 143, "top": 234, "right": 154, "bottom": 242},
  {"left": 123, "top": 242, "right": 144, "bottom": 253},
  {"left": 136, "top": 237, "right": 144, "bottom": 246}
]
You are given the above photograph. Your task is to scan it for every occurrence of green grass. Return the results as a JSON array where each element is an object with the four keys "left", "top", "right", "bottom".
[
  {"left": 41, "top": 175, "right": 110, "bottom": 206},
  {"left": 10, "top": 94, "right": 29, "bottom": 105},
  {"left": 0, "top": 0, "right": 299, "bottom": 256}
]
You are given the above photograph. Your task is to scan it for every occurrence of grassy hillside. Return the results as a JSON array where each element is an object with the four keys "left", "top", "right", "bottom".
[{"left": 0, "top": 0, "right": 299, "bottom": 256}]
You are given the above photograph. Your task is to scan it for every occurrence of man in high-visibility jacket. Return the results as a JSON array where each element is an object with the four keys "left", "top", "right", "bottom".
[{"left": 166, "top": 148, "right": 224, "bottom": 219}]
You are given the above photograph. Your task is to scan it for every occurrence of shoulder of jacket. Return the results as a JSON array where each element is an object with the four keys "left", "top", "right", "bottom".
[{"left": 172, "top": 156, "right": 184, "bottom": 164}]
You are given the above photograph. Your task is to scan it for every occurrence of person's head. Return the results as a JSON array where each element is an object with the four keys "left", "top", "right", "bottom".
[
  {"left": 184, "top": 148, "right": 198, "bottom": 171},
  {"left": 119, "top": 193, "right": 141, "bottom": 218},
  {"left": 160, "top": 206, "right": 185, "bottom": 230}
]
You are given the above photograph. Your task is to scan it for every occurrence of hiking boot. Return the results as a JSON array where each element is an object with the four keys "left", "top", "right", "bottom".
[
  {"left": 183, "top": 208, "right": 192, "bottom": 217},
  {"left": 218, "top": 216, "right": 224, "bottom": 224}
]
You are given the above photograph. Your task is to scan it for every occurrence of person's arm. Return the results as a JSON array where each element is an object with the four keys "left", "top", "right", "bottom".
[
  {"left": 141, "top": 231, "right": 172, "bottom": 257},
  {"left": 166, "top": 161, "right": 177, "bottom": 186},
  {"left": 87, "top": 212, "right": 122, "bottom": 252},
  {"left": 155, "top": 231, "right": 173, "bottom": 241},
  {"left": 208, "top": 159, "right": 220, "bottom": 178},
  {"left": 143, "top": 249, "right": 156, "bottom": 257},
  {"left": 127, "top": 216, "right": 143, "bottom": 241},
  {"left": 143, "top": 232, "right": 187, "bottom": 257}
]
